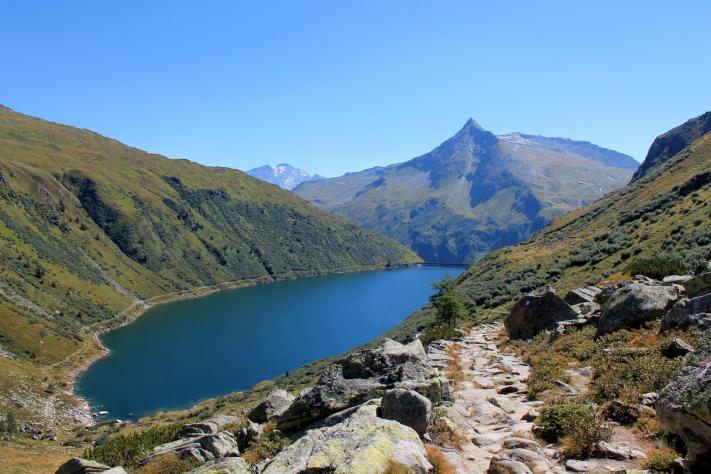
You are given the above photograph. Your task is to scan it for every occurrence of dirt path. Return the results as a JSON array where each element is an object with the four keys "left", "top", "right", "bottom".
[{"left": 427, "top": 323, "right": 648, "bottom": 473}]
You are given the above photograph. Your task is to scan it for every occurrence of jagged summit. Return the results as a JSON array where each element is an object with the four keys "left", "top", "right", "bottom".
[{"left": 247, "top": 163, "right": 322, "bottom": 190}]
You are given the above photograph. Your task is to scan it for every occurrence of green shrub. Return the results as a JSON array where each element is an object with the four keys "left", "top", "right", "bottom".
[
  {"left": 536, "top": 399, "right": 594, "bottom": 442},
  {"left": 625, "top": 255, "right": 686, "bottom": 279},
  {"left": 643, "top": 448, "right": 679, "bottom": 472},
  {"left": 419, "top": 324, "right": 458, "bottom": 347},
  {"left": 242, "top": 431, "right": 290, "bottom": 464},
  {"left": 82, "top": 423, "right": 182, "bottom": 468},
  {"left": 527, "top": 353, "right": 571, "bottom": 399},
  {"left": 562, "top": 411, "right": 614, "bottom": 459}
]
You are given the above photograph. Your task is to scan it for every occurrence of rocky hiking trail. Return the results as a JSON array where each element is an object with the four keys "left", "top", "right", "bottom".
[{"left": 428, "top": 323, "right": 648, "bottom": 473}]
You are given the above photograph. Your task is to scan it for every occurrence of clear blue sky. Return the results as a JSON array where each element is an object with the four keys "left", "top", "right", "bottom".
[{"left": 1, "top": 1, "right": 709, "bottom": 177}]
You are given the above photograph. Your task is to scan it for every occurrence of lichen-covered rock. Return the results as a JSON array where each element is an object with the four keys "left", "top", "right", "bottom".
[
  {"left": 143, "top": 432, "right": 239, "bottom": 464},
  {"left": 597, "top": 282, "right": 681, "bottom": 335},
  {"left": 656, "top": 334, "right": 711, "bottom": 472},
  {"left": 661, "top": 293, "right": 711, "bottom": 331},
  {"left": 263, "top": 404, "right": 432, "bottom": 474},
  {"left": 505, "top": 286, "right": 578, "bottom": 340},
  {"left": 277, "top": 338, "right": 433, "bottom": 431},
  {"left": 248, "top": 389, "right": 294, "bottom": 423},
  {"left": 55, "top": 458, "right": 124, "bottom": 474},
  {"left": 380, "top": 388, "right": 432, "bottom": 436},
  {"left": 487, "top": 459, "right": 533, "bottom": 474},
  {"left": 187, "top": 457, "right": 251, "bottom": 474}
]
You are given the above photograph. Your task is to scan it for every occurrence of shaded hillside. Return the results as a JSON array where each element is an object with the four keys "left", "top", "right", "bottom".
[
  {"left": 631, "top": 111, "right": 711, "bottom": 182},
  {"left": 0, "top": 105, "right": 416, "bottom": 372},
  {"left": 391, "top": 112, "right": 711, "bottom": 337},
  {"left": 295, "top": 120, "right": 637, "bottom": 263}
]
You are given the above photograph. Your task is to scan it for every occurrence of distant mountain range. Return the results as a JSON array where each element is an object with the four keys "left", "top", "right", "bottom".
[
  {"left": 294, "top": 119, "right": 639, "bottom": 264},
  {"left": 248, "top": 163, "right": 323, "bottom": 190}
]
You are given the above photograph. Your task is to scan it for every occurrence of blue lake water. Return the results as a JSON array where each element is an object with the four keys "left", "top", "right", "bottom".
[{"left": 75, "top": 265, "right": 464, "bottom": 419}]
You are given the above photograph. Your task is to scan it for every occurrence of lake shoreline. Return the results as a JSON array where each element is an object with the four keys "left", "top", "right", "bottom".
[{"left": 67, "top": 261, "right": 423, "bottom": 423}]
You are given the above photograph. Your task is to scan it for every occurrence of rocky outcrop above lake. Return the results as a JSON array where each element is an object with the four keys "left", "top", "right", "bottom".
[
  {"left": 276, "top": 338, "right": 435, "bottom": 432},
  {"left": 596, "top": 281, "right": 682, "bottom": 335}
]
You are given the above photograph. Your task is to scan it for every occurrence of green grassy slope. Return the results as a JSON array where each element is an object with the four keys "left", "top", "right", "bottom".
[
  {"left": 0, "top": 105, "right": 417, "bottom": 417},
  {"left": 390, "top": 112, "right": 711, "bottom": 338},
  {"left": 295, "top": 119, "right": 637, "bottom": 264}
]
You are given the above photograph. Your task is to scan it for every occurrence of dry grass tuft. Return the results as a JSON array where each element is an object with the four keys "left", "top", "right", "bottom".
[{"left": 426, "top": 446, "right": 456, "bottom": 474}]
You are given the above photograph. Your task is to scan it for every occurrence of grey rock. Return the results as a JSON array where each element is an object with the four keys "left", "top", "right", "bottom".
[
  {"left": 502, "top": 448, "right": 551, "bottom": 473},
  {"left": 175, "top": 414, "right": 240, "bottom": 439},
  {"left": 145, "top": 432, "right": 239, "bottom": 464},
  {"left": 487, "top": 459, "right": 533, "bottom": 474},
  {"left": 101, "top": 469, "right": 127, "bottom": 474},
  {"left": 248, "top": 389, "right": 295, "bottom": 423},
  {"left": 187, "top": 457, "right": 252, "bottom": 474},
  {"left": 641, "top": 392, "right": 659, "bottom": 406},
  {"left": 564, "top": 286, "right": 602, "bottom": 305},
  {"left": 277, "top": 338, "right": 433, "bottom": 431},
  {"left": 656, "top": 334, "right": 711, "bottom": 472},
  {"left": 263, "top": 404, "right": 432, "bottom": 473},
  {"left": 565, "top": 459, "right": 599, "bottom": 472},
  {"left": 597, "top": 282, "right": 681, "bottom": 335},
  {"left": 663, "top": 275, "right": 693, "bottom": 285},
  {"left": 380, "top": 388, "right": 432, "bottom": 436},
  {"left": 595, "top": 441, "right": 646, "bottom": 460},
  {"left": 661, "top": 338, "right": 695, "bottom": 358},
  {"left": 501, "top": 437, "right": 541, "bottom": 452},
  {"left": 55, "top": 458, "right": 113, "bottom": 474},
  {"left": 491, "top": 395, "right": 516, "bottom": 413},
  {"left": 684, "top": 272, "right": 711, "bottom": 298},
  {"left": 661, "top": 293, "right": 711, "bottom": 330},
  {"left": 505, "top": 286, "right": 578, "bottom": 340}
]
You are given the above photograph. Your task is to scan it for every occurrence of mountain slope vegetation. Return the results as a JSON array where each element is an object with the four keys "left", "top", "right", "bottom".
[
  {"left": 295, "top": 120, "right": 638, "bottom": 263},
  {"left": 0, "top": 105, "right": 416, "bottom": 421}
]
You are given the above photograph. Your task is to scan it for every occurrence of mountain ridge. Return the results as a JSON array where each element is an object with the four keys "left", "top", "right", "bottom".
[
  {"left": 295, "top": 119, "right": 638, "bottom": 264},
  {"left": 247, "top": 163, "right": 323, "bottom": 190}
]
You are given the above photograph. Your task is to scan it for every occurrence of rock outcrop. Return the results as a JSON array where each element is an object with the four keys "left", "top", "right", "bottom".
[
  {"left": 262, "top": 404, "right": 432, "bottom": 474},
  {"left": 597, "top": 281, "right": 681, "bottom": 335},
  {"left": 505, "top": 286, "right": 578, "bottom": 340},
  {"left": 656, "top": 334, "right": 711, "bottom": 473},
  {"left": 55, "top": 458, "right": 127, "bottom": 474},
  {"left": 142, "top": 431, "right": 240, "bottom": 465},
  {"left": 684, "top": 272, "right": 711, "bottom": 298},
  {"left": 248, "top": 389, "right": 294, "bottom": 423},
  {"left": 661, "top": 293, "right": 711, "bottom": 330},
  {"left": 276, "top": 338, "right": 434, "bottom": 431},
  {"left": 175, "top": 414, "right": 240, "bottom": 439}
]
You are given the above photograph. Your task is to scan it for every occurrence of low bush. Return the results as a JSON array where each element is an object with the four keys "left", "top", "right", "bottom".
[
  {"left": 536, "top": 399, "right": 594, "bottom": 442},
  {"left": 82, "top": 423, "right": 182, "bottom": 468},
  {"left": 134, "top": 453, "right": 201, "bottom": 474},
  {"left": 561, "top": 411, "right": 614, "bottom": 459},
  {"left": 419, "top": 325, "right": 458, "bottom": 347},
  {"left": 384, "top": 461, "right": 414, "bottom": 474},
  {"left": 643, "top": 447, "right": 679, "bottom": 472},
  {"left": 242, "top": 431, "right": 290, "bottom": 464},
  {"left": 527, "top": 353, "right": 571, "bottom": 399},
  {"left": 624, "top": 255, "right": 686, "bottom": 279}
]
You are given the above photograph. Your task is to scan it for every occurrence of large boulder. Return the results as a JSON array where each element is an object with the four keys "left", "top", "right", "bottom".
[
  {"left": 262, "top": 404, "right": 432, "bottom": 474},
  {"left": 656, "top": 334, "right": 711, "bottom": 473},
  {"left": 276, "top": 338, "right": 433, "bottom": 431},
  {"left": 380, "top": 388, "right": 432, "bottom": 436},
  {"left": 505, "top": 286, "right": 578, "bottom": 340},
  {"left": 684, "top": 272, "right": 711, "bottom": 298},
  {"left": 661, "top": 293, "right": 711, "bottom": 331},
  {"left": 187, "top": 457, "right": 251, "bottom": 474},
  {"left": 596, "top": 282, "right": 681, "bottom": 335},
  {"left": 248, "top": 389, "right": 294, "bottom": 423},
  {"left": 55, "top": 458, "right": 126, "bottom": 474}
]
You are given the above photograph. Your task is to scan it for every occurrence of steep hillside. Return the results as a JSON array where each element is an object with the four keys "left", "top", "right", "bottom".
[
  {"left": 0, "top": 105, "right": 416, "bottom": 423},
  {"left": 295, "top": 120, "right": 637, "bottom": 263},
  {"left": 247, "top": 163, "right": 323, "bottom": 190},
  {"left": 392, "top": 112, "right": 711, "bottom": 336}
]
